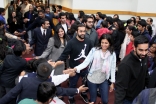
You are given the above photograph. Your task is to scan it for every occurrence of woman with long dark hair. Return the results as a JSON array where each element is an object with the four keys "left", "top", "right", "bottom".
[
  {"left": 38, "top": 25, "right": 70, "bottom": 72},
  {"left": 72, "top": 34, "right": 116, "bottom": 104},
  {"left": 7, "top": 11, "right": 18, "bottom": 34}
]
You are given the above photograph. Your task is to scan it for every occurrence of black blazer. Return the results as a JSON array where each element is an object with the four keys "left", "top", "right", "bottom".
[
  {"left": 30, "top": 27, "right": 52, "bottom": 56},
  {"left": 0, "top": 77, "right": 78, "bottom": 104},
  {"left": 24, "top": 11, "right": 38, "bottom": 28},
  {"left": 0, "top": 55, "right": 27, "bottom": 88}
]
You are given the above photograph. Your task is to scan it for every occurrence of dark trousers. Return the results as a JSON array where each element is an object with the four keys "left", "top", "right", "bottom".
[
  {"left": 123, "top": 99, "right": 132, "bottom": 104},
  {"left": 69, "top": 69, "right": 88, "bottom": 98}
]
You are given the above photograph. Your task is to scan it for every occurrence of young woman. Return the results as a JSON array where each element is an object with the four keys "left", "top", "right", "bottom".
[
  {"left": 125, "top": 31, "right": 140, "bottom": 56},
  {"left": 119, "top": 26, "right": 135, "bottom": 60},
  {"left": 38, "top": 25, "right": 70, "bottom": 73},
  {"left": 73, "top": 34, "right": 116, "bottom": 104},
  {"left": 7, "top": 11, "right": 18, "bottom": 34}
]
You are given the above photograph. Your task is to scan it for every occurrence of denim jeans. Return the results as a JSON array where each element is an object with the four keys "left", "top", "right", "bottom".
[
  {"left": 87, "top": 80, "right": 109, "bottom": 104},
  {"left": 123, "top": 99, "right": 132, "bottom": 104},
  {"left": 69, "top": 69, "right": 88, "bottom": 98}
]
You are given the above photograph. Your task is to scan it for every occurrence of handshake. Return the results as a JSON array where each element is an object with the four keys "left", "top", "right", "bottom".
[{"left": 48, "top": 60, "right": 77, "bottom": 77}]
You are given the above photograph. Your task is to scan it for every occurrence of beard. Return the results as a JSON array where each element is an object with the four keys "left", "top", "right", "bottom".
[
  {"left": 86, "top": 24, "right": 92, "bottom": 29},
  {"left": 136, "top": 51, "right": 147, "bottom": 59},
  {"left": 77, "top": 34, "right": 84, "bottom": 39}
]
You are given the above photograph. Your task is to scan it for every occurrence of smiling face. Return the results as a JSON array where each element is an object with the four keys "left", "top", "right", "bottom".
[
  {"left": 101, "top": 39, "right": 110, "bottom": 51},
  {"left": 58, "top": 28, "right": 65, "bottom": 38},
  {"left": 134, "top": 43, "right": 149, "bottom": 59}
]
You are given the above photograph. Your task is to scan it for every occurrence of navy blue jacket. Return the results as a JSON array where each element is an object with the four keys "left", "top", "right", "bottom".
[
  {"left": 0, "top": 77, "right": 78, "bottom": 104},
  {"left": 24, "top": 11, "right": 38, "bottom": 28},
  {"left": 0, "top": 55, "right": 27, "bottom": 88},
  {"left": 30, "top": 27, "right": 52, "bottom": 56}
]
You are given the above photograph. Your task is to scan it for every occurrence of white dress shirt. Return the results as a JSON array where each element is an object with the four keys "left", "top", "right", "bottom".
[{"left": 40, "top": 27, "right": 47, "bottom": 36}]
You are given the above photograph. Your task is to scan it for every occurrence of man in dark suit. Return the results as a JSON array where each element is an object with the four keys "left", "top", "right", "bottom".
[
  {"left": 30, "top": 18, "right": 52, "bottom": 56},
  {"left": 0, "top": 62, "right": 88, "bottom": 104}
]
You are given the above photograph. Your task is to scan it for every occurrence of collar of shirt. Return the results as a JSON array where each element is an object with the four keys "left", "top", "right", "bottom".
[{"left": 40, "top": 27, "right": 47, "bottom": 35}]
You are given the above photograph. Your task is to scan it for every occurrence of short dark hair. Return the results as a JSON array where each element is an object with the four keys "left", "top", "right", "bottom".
[
  {"left": 113, "top": 14, "right": 119, "bottom": 19},
  {"left": 78, "top": 11, "right": 85, "bottom": 18},
  {"left": 40, "top": 18, "right": 49, "bottom": 26},
  {"left": 131, "top": 31, "right": 140, "bottom": 38},
  {"left": 97, "top": 34, "right": 114, "bottom": 54},
  {"left": 0, "top": 8, "right": 5, "bottom": 14},
  {"left": 134, "top": 35, "right": 149, "bottom": 47},
  {"left": 59, "top": 12, "right": 66, "bottom": 18},
  {"left": 37, "top": 62, "right": 53, "bottom": 80},
  {"left": 138, "top": 19, "right": 147, "bottom": 27},
  {"left": 106, "top": 16, "right": 113, "bottom": 25},
  {"left": 101, "top": 21, "right": 108, "bottom": 28},
  {"left": 148, "top": 18, "right": 153, "bottom": 23},
  {"left": 57, "top": 5, "right": 62, "bottom": 9},
  {"left": 127, "top": 19, "right": 134, "bottom": 25},
  {"left": 76, "top": 24, "right": 85, "bottom": 31},
  {"left": 82, "top": 15, "right": 93, "bottom": 23},
  {"left": 27, "top": 58, "right": 47, "bottom": 72},
  {"left": 13, "top": 40, "right": 26, "bottom": 56},
  {"left": 37, "top": 82, "right": 56, "bottom": 103}
]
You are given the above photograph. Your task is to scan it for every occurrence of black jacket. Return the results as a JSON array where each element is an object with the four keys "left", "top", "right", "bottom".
[
  {"left": 115, "top": 51, "right": 149, "bottom": 104},
  {"left": 0, "top": 77, "right": 78, "bottom": 104},
  {"left": 0, "top": 55, "right": 27, "bottom": 88},
  {"left": 30, "top": 27, "right": 52, "bottom": 56},
  {"left": 24, "top": 11, "right": 38, "bottom": 28}
]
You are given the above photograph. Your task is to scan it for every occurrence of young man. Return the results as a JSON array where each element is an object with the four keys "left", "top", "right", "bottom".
[
  {"left": 55, "top": 12, "right": 68, "bottom": 34},
  {"left": 56, "top": 24, "right": 93, "bottom": 104},
  {"left": 137, "top": 19, "right": 151, "bottom": 41},
  {"left": 115, "top": 35, "right": 150, "bottom": 104},
  {"left": 0, "top": 62, "right": 88, "bottom": 104},
  {"left": 82, "top": 16, "right": 98, "bottom": 46},
  {"left": 30, "top": 18, "right": 52, "bottom": 56},
  {"left": 18, "top": 82, "right": 57, "bottom": 104},
  {"left": 74, "top": 16, "right": 98, "bottom": 46}
]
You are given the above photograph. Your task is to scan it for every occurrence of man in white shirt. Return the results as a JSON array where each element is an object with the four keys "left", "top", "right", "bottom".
[{"left": 56, "top": 12, "right": 68, "bottom": 34}]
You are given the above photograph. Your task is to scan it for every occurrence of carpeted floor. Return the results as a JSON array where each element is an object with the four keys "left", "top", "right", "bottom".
[{"left": 23, "top": 52, "right": 115, "bottom": 104}]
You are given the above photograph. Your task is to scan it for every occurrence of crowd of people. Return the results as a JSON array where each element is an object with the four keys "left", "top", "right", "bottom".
[{"left": 0, "top": 0, "right": 156, "bottom": 104}]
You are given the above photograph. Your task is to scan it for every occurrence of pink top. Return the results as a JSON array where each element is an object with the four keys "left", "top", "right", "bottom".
[
  {"left": 97, "top": 28, "right": 111, "bottom": 39},
  {"left": 66, "top": 20, "right": 75, "bottom": 28}
]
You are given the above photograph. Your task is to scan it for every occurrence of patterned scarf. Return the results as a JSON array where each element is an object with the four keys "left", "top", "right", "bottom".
[{"left": 90, "top": 50, "right": 111, "bottom": 74}]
